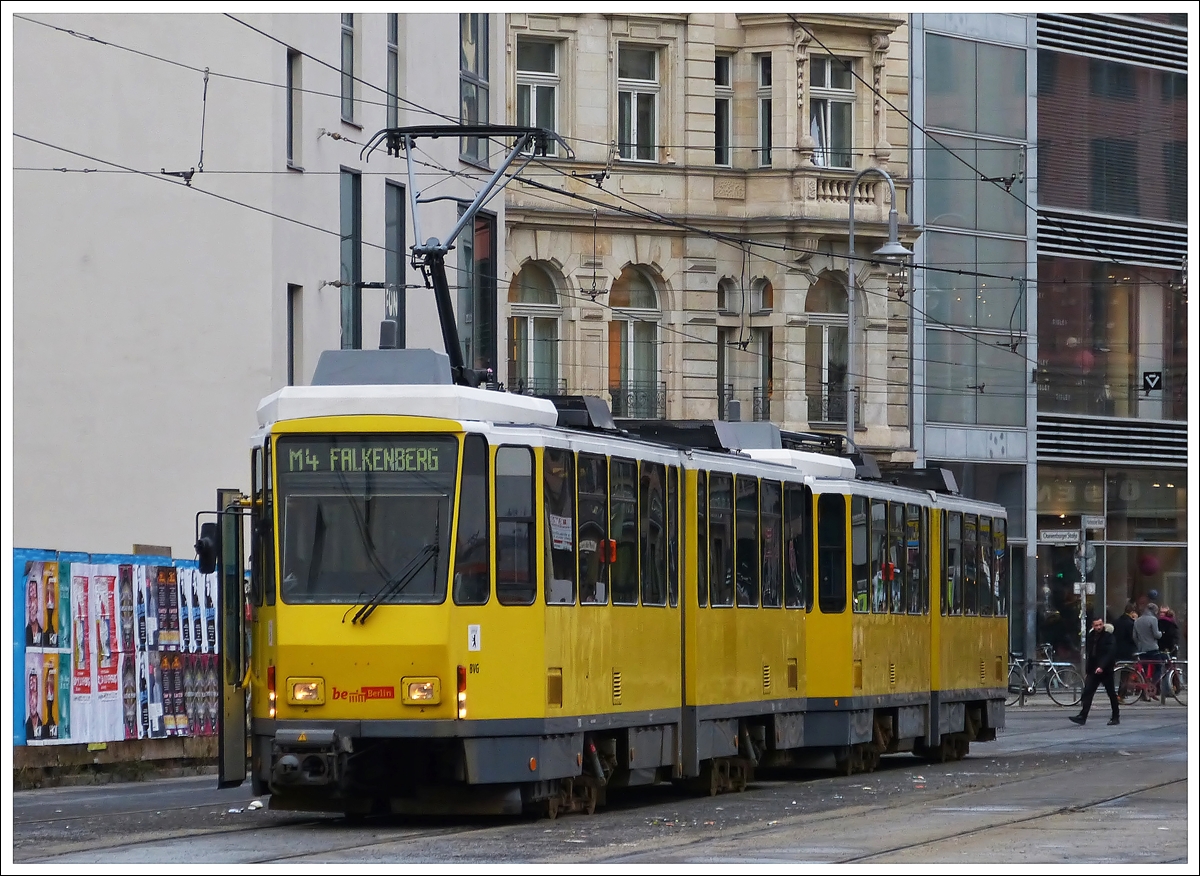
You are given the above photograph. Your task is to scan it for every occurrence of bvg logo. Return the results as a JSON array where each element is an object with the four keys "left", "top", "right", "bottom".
[{"left": 331, "top": 685, "right": 395, "bottom": 703}]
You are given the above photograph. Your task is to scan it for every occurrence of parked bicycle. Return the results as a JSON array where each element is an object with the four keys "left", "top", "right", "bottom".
[
  {"left": 1007, "top": 644, "right": 1084, "bottom": 707},
  {"left": 1116, "top": 653, "right": 1187, "bottom": 705}
]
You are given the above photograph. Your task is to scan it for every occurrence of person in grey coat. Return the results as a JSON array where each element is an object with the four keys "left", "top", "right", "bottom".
[{"left": 1133, "top": 602, "right": 1163, "bottom": 683}]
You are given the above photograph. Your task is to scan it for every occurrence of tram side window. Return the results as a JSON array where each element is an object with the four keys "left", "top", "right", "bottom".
[
  {"left": 761, "top": 480, "right": 782, "bottom": 608},
  {"left": 819, "top": 493, "right": 848, "bottom": 614},
  {"left": 851, "top": 496, "right": 869, "bottom": 612},
  {"left": 453, "top": 434, "right": 491, "bottom": 605},
  {"left": 641, "top": 461, "right": 667, "bottom": 607},
  {"left": 697, "top": 471, "right": 709, "bottom": 607},
  {"left": 869, "top": 499, "right": 887, "bottom": 613},
  {"left": 978, "top": 516, "right": 993, "bottom": 617},
  {"left": 495, "top": 446, "right": 536, "bottom": 605},
  {"left": 889, "top": 502, "right": 906, "bottom": 615},
  {"left": 963, "top": 514, "right": 978, "bottom": 616},
  {"left": 578, "top": 452, "right": 609, "bottom": 605},
  {"left": 667, "top": 466, "right": 679, "bottom": 608},
  {"left": 944, "top": 511, "right": 963, "bottom": 615},
  {"left": 994, "top": 518, "right": 1008, "bottom": 616},
  {"left": 709, "top": 472, "right": 735, "bottom": 607},
  {"left": 250, "top": 445, "right": 266, "bottom": 607},
  {"left": 735, "top": 476, "right": 760, "bottom": 607},
  {"left": 783, "top": 483, "right": 810, "bottom": 610},
  {"left": 905, "top": 503, "right": 921, "bottom": 615},
  {"left": 610, "top": 458, "right": 640, "bottom": 606},
  {"left": 543, "top": 447, "right": 576, "bottom": 605}
]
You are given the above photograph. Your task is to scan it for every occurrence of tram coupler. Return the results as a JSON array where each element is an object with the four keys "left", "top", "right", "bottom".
[{"left": 270, "top": 728, "right": 352, "bottom": 789}]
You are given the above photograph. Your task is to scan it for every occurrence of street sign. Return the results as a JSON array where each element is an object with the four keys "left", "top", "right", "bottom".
[
  {"left": 1082, "top": 514, "right": 1105, "bottom": 530},
  {"left": 1074, "top": 543, "right": 1096, "bottom": 575},
  {"left": 1142, "top": 371, "right": 1162, "bottom": 393},
  {"left": 1072, "top": 582, "right": 1096, "bottom": 595},
  {"left": 1039, "top": 530, "right": 1080, "bottom": 544}
]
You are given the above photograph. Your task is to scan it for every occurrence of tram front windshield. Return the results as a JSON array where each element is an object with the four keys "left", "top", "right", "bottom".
[{"left": 276, "top": 435, "right": 458, "bottom": 605}]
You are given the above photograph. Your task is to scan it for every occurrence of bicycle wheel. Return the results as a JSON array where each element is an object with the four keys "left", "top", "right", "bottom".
[
  {"left": 1007, "top": 666, "right": 1025, "bottom": 706},
  {"left": 1115, "top": 666, "right": 1145, "bottom": 706},
  {"left": 1160, "top": 667, "right": 1183, "bottom": 703},
  {"left": 1046, "top": 666, "right": 1084, "bottom": 707}
]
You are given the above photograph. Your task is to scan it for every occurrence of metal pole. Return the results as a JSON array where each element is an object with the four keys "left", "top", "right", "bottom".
[{"left": 845, "top": 167, "right": 904, "bottom": 450}]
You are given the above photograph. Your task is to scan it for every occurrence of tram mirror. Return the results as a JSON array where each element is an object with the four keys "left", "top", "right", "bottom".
[{"left": 196, "top": 522, "right": 219, "bottom": 575}]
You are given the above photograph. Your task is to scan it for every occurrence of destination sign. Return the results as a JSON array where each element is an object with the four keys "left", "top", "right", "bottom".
[{"left": 279, "top": 438, "right": 451, "bottom": 474}]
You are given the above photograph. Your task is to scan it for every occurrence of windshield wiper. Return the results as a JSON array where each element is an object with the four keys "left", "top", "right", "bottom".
[{"left": 352, "top": 542, "right": 438, "bottom": 625}]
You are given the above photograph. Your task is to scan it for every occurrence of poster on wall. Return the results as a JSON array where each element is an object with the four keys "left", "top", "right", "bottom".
[
  {"left": 135, "top": 565, "right": 157, "bottom": 651},
  {"left": 22, "top": 561, "right": 66, "bottom": 649},
  {"left": 24, "top": 650, "right": 71, "bottom": 745},
  {"left": 69, "top": 568, "right": 94, "bottom": 743},
  {"left": 117, "top": 564, "right": 137, "bottom": 653}
]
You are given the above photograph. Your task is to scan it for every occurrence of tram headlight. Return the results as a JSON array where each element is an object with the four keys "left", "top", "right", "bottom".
[
  {"left": 401, "top": 676, "right": 441, "bottom": 705},
  {"left": 286, "top": 677, "right": 325, "bottom": 705}
]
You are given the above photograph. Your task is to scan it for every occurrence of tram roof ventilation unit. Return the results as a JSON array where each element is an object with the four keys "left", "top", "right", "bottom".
[
  {"left": 614, "top": 419, "right": 784, "bottom": 452},
  {"left": 310, "top": 348, "right": 454, "bottom": 386},
  {"left": 878, "top": 465, "right": 960, "bottom": 495},
  {"left": 545, "top": 396, "right": 619, "bottom": 432}
]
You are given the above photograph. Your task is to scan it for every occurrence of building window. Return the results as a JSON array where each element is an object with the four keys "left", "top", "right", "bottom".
[
  {"left": 617, "top": 44, "right": 658, "bottom": 162},
  {"left": 718, "top": 326, "right": 773, "bottom": 422},
  {"left": 286, "top": 50, "right": 302, "bottom": 166},
  {"left": 516, "top": 38, "right": 558, "bottom": 155},
  {"left": 608, "top": 266, "right": 661, "bottom": 417},
  {"left": 387, "top": 13, "right": 400, "bottom": 128},
  {"left": 286, "top": 284, "right": 303, "bottom": 385},
  {"left": 457, "top": 207, "right": 497, "bottom": 376},
  {"left": 715, "top": 53, "right": 732, "bottom": 167},
  {"left": 1090, "top": 138, "right": 1138, "bottom": 215},
  {"left": 1089, "top": 58, "right": 1135, "bottom": 99},
  {"left": 385, "top": 181, "right": 405, "bottom": 348},
  {"left": 810, "top": 56, "right": 853, "bottom": 168},
  {"left": 1164, "top": 141, "right": 1186, "bottom": 223},
  {"left": 757, "top": 53, "right": 772, "bottom": 166},
  {"left": 805, "top": 274, "right": 848, "bottom": 424},
  {"left": 1161, "top": 71, "right": 1186, "bottom": 101},
  {"left": 717, "top": 276, "right": 738, "bottom": 313},
  {"left": 460, "top": 13, "right": 489, "bottom": 163},
  {"left": 340, "top": 13, "right": 356, "bottom": 123},
  {"left": 339, "top": 168, "right": 361, "bottom": 349},
  {"left": 508, "top": 262, "right": 561, "bottom": 395}
]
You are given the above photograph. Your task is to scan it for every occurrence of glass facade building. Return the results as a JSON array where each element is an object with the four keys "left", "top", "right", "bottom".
[{"left": 912, "top": 13, "right": 1187, "bottom": 659}]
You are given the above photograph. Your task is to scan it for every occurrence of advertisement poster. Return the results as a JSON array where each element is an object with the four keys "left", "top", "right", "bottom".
[
  {"left": 178, "top": 567, "right": 194, "bottom": 654},
  {"left": 24, "top": 651, "right": 71, "bottom": 745},
  {"left": 120, "top": 651, "right": 139, "bottom": 741},
  {"left": 135, "top": 565, "right": 157, "bottom": 651},
  {"left": 117, "top": 564, "right": 136, "bottom": 653},
  {"left": 22, "top": 561, "right": 65, "bottom": 649},
  {"left": 203, "top": 572, "right": 218, "bottom": 654},
  {"left": 142, "top": 649, "right": 168, "bottom": 739}
]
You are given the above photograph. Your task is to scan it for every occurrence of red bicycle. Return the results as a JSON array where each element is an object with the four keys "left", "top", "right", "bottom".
[{"left": 1115, "top": 655, "right": 1171, "bottom": 705}]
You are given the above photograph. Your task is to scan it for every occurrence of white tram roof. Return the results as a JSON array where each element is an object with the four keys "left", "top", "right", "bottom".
[
  {"left": 257, "top": 384, "right": 559, "bottom": 429},
  {"left": 740, "top": 448, "right": 857, "bottom": 479}
]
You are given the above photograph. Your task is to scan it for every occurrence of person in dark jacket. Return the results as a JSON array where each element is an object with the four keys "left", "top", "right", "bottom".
[
  {"left": 1157, "top": 606, "right": 1180, "bottom": 655},
  {"left": 1113, "top": 601, "right": 1138, "bottom": 662},
  {"left": 1070, "top": 617, "right": 1120, "bottom": 726}
]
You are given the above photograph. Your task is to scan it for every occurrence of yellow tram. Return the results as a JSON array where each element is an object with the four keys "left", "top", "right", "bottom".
[{"left": 200, "top": 348, "right": 1008, "bottom": 817}]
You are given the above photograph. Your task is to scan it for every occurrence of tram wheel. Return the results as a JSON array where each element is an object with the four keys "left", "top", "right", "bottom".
[{"left": 546, "top": 796, "right": 560, "bottom": 820}]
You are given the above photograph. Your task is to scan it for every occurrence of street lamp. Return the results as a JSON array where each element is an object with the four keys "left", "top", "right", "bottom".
[{"left": 846, "top": 166, "right": 913, "bottom": 448}]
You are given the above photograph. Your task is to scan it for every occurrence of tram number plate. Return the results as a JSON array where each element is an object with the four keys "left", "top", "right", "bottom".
[{"left": 468, "top": 624, "right": 481, "bottom": 652}]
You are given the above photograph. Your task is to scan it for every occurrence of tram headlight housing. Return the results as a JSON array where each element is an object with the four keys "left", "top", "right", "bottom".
[
  {"left": 401, "top": 676, "right": 441, "bottom": 705},
  {"left": 286, "top": 677, "right": 325, "bottom": 705}
]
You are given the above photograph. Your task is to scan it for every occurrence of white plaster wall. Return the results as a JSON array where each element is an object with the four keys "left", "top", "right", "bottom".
[{"left": 12, "top": 12, "right": 504, "bottom": 557}]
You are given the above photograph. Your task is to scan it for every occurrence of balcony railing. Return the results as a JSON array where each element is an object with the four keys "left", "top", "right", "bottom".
[
  {"left": 807, "top": 389, "right": 859, "bottom": 425},
  {"left": 610, "top": 380, "right": 666, "bottom": 419},
  {"left": 506, "top": 375, "right": 568, "bottom": 397},
  {"left": 752, "top": 386, "right": 771, "bottom": 422},
  {"left": 720, "top": 383, "right": 773, "bottom": 422}
]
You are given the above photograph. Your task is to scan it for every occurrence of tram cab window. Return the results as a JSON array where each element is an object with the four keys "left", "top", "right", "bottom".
[
  {"left": 709, "top": 472, "right": 734, "bottom": 607},
  {"left": 850, "top": 496, "right": 868, "bottom": 613},
  {"left": 783, "top": 483, "right": 810, "bottom": 610},
  {"left": 496, "top": 446, "right": 536, "bottom": 605},
  {"left": 543, "top": 448, "right": 576, "bottom": 605},
  {"left": 735, "top": 476, "right": 760, "bottom": 607},
  {"left": 889, "top": 502, "right": 906, "bottom": 615},
  {"left": 697, "top": 471, "right": 709, "bottom": 607},
  {"left": 869, "top": 499, "right": 887, "bottom": 613},
  {"left": 667, "top": 466, "right": 679, "bottom": 608},
  {"left": 250, "top": 444, "right": 272, "bottom": 607},
  {"left": 963, "top": 514, "right": 978, "bottom": 615},
  {"left": 818, "top": 493, "right": 848, "bottom": 613},
  {"left": 640, "top": 461, "right": 667, "bottom": 607},
  {"left": 578, "top": 453, "right": 609, "bottom": 605},
  {"left": 453, "top": 434, "right": 491, "bottom": 605},
  {"left": 761, "top": 480, "right": 782, "bottom": 608},
  {"left": 978, "top": 516, "right": 993, "bottom": 617},
  {"left": 994, "top": 517, "right": 1008, "bottom": 617},
  {"left": 610, "top": 458, "right": 640, "bottom": 606},
  {"left": 905, "top": 503, "right": 922, "bottom": 615},
  {"left": 944, "top": 511, "right": 963, "bottom": 615}
]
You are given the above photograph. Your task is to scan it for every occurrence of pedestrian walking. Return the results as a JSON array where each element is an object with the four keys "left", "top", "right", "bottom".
[
  {"left": 1070, "top": 617, "right": 1119, "bottom": 726},
  {"left": 1134, "top": 603, "right": 1164, "bottom": 684}
]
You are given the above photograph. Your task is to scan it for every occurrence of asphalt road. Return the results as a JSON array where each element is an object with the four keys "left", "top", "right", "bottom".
[{"left": 8, "top": 702, "right": 1192, "bottom": 867}]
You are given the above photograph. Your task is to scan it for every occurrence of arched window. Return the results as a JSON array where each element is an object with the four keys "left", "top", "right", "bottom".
[
  {"left": 508, "top": 262, "right": 562, "bottom": 395},
  {"left": 717, "top": 277, "right": 739, "bottom": 313},
  {"left": 609, "top": 266, "right": 662, "bottom": 418},
  {"left": 805, "top": 273, "right": 849, "bottom": 424}
]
